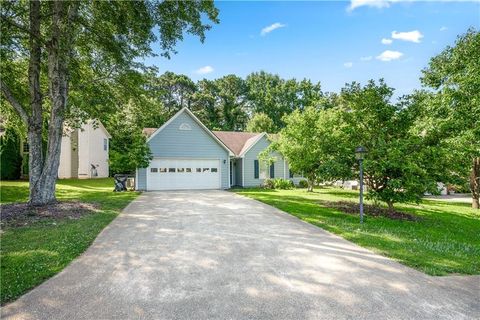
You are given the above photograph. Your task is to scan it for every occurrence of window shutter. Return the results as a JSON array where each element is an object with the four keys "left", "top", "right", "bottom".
[
  {"left": 254, "top": 160, "right": 259, "bottom": 179},
  {"left": 270, "top": 163, "right": 275, "bottom": 178},
  {"left": 289, "top": 170, "right": 294, "bottom": 178}
]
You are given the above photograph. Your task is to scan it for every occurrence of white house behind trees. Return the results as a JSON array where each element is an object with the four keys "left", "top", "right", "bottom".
[{"left": 58, "top": 120, "right": 111, "bottom": 179}]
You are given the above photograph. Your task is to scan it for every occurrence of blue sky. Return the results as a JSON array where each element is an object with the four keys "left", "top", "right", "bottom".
[{"left": 145, "top": 0, "right": 480, "bottom": 98}]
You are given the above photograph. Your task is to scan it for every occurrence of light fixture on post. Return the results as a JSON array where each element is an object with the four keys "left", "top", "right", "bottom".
[{"left": 355, "top": 146, "right": 367, "bottom": 224}]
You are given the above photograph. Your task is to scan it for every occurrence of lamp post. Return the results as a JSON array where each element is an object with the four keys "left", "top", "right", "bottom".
[{"left": 355, "top": 146, "right": 367, "bottom": 224}]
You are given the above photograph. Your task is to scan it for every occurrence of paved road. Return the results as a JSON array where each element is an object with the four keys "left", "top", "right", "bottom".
[{"left": 2, "top": 191, "right": 479, "bottom": 320}]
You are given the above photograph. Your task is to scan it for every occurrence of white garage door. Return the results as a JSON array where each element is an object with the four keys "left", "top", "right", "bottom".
[{"left": 147, "top": 159, "right": 221, "bottom": 190}]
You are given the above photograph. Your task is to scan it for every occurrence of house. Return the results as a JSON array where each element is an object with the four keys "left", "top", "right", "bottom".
[
  {"left": 136, "top": 107, "right": 302, "bottom": 191},
  {"left": 57, "top": 120, "right": 111, "bottom": 179}
]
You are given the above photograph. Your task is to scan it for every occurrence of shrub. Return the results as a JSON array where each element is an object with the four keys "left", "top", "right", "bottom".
[
  {"left": 274, "top": 178, "right": 294, "bottom": 190},
  {"left": 262, "top": 178, "right": 275, "bottom": 189},
  {"left": 262, "top": 178, "right": 294, "bottom": 190},
  {"left": 298, "top": 180, "right": 308, "bottom": 188},
  {"left": 0, "top": 129, "right": 22, "bottom": 180}
]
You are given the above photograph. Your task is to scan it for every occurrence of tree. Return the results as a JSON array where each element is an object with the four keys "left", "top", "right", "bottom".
[
  {"left": 245, "top": 71, "right": 323, "bottom": 131},
  {"left": 339, "top": 80, "right": 439, "bottom": 211},
  {"left": 0, "top": 0, "right": 219, "bottom": 205},
  {"left": 246, "top": 113, "right": 275, "bottom": 133},
  {"left": 153, "top": 71, "right": 197, "bottom": 116},
  {"left": 191, "top": 79, "right": 221, "bottom": 129},
  {"left": 420, "top": 29, "right": 480, "bottom": 209},
  {"left": 214, "top": 75, "right": 248, "bottom": 131},
  {"left": 276, "top": 105, "right": 351, "bottom": 192}
]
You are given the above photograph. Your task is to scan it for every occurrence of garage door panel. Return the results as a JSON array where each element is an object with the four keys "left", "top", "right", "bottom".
[{"left": 147, "top": 159, "right": 221, "bottom": 190}]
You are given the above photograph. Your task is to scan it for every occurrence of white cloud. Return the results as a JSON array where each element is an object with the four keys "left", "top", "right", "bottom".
[
  {"left": 195, "top": 65, "right": 214, "bottom": 75},
  {"left": 348, "top": 0, "right": 391, "bottom": 11},
  {"left": 344, "top": 62, "right": 353, "bottom": 68},
  {"left": 260, "top": 22, "right": 286, "bottom": 36},
  {"left": 381, "top": 38, "right": 393, "bottom": 45},
  {"left": 360, "top": 56, "right": 373, "bottom": 61},
  {"left": 439, "top": 26, "right": 448, "bottom": 31},
  {"left": 391, "top": 30, "right": 423, "bottom": 43},
  {"left": 376, "top": 50, "right": 403, "bottom": 61}
]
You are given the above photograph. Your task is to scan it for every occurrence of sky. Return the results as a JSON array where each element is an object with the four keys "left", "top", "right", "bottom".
[{"left": 144, "top": 0, "right": 480, "bottom": 98}]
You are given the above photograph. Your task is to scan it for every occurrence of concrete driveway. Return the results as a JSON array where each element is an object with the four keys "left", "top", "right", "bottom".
[{"left": 2, "top": 191, "right": 479, "bottom": 320}]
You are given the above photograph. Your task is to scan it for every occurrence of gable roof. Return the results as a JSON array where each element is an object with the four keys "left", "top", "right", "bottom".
[
  {"left": 145, "top": 107, "right": 234, "bottom": 156},
  {"left": 212, "top": 131, "right": 262, "bottom": 156}
]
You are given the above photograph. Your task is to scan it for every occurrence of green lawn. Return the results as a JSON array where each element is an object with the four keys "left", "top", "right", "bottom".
[
  {"left": 0, "top": 178, "right": 139, "bottom": 305},
  {"left": 233, "top": 187, "right": 480, "bottom": 276}
]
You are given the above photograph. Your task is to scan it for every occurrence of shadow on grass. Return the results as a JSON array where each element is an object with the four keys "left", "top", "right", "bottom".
[{"left": 235, "top": 189, "right": 480, "bottom": 275}]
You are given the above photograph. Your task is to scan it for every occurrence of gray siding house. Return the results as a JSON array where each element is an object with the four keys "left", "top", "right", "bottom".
[{"left": 136, "top": 107, "right": 302, "bottom": 191}]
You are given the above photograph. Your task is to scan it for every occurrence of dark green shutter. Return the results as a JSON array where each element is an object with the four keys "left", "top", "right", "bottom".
[
  {"left": 289, "top": 170, "right": 294, "bottom": 178},
  {"left": 254, "top": 160, "right": 259, "bottom": 179},
  {"left": 270, "top": 163, "right": 275, "bottom": 178}
]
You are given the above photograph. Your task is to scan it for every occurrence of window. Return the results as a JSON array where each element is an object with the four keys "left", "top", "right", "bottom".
[
  {"left": 186, "top": 168, "right": 192, "bottom": 173},
  {"left": 103, "top": 138, "right": 108, "bottom": 151},
  {"left": 160, "top": 168, "right": 167, "bottom": 173},
  {"left": 168, "top": 168, "right": 176, "bottom": 173},
  {"left": 270, "top": 163, "right": 275, "bottom": 178},
  {"left": 289, "top": 170, "right": 294, "bottom": 179},
  {"left": 177, "top": 168, "right": 185, "bottom": 173},
  {"left": 211, "top": 168, "right": 218, "bottom": 173},
  {"left": 23, "top": 141, "right": 29, "bottom": 153},
  {"left": 196, "top": 168, "right": 201, "bottom": 173},
  {"left": 254, "top": 160, "right": 259, "bottom": 179},
  {"left": 150, "top": 168, "right": 158, "bottom": 173},
  {"left": 203, "top": 168, "right": 210, "bottom": 172}
]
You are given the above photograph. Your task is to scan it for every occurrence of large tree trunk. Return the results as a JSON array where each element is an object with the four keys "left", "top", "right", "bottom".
[
  {"left": 27, "top": 0, "right": 49, "bottom": 205},
  {"left": 471, "top": 157, "right": 480, "bottom": 210},
  {"left": 29, "top": 0, "right": 78, "bottom": 205}
]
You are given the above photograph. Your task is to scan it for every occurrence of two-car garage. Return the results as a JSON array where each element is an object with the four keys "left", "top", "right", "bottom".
[{"left": 146, "top": 158, "right": 221, "bottom": 190}]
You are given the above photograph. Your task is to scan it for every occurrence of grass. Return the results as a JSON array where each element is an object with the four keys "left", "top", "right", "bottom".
[
  {"left": 233, "top": 187, "right": 480, "bottom": 276},
  {"left": 0, "top": 178, "right": 139, "bottom": 305}
]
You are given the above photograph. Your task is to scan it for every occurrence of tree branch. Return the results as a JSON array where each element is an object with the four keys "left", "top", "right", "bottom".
[
  {"left": 0, "top": 14, "right": 45, "bottom": 45},
  {"left": 0, "top": 78, "right": 29, "bottom": 124}
]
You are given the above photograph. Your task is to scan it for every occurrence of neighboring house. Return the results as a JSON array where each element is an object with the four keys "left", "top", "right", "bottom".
[
  {"left": 137, "top": 107, "right": 302, "bottom": 191},
  {"left": 57, "top": 120, "right": 111, "bottom": 179}
]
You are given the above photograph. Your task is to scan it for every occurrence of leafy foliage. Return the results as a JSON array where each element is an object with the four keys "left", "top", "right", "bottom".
[
  {"left": 0, "top": 129, "right": 22, "bottom": 180},
  {"left": 339, "top": 80, "right": 439, "bottom": 209},
  {"left": 0, "top": 0, "right": 219, "bottom": 203},
  {"left": 246, "top": 113, "right": 275, "bottom": 133},
  {"left": 277, "top": 105, "right": 352, "bottom": 191},
  {"left": 419, "top": 28, "right": 480, "bottom": 208},
  {"left": 246, "top": 71, "right": 323, "bottom": 131}
]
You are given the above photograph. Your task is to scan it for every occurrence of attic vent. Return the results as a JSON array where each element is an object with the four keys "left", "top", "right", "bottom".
[{"left": 179, "top": 123, "right": 192, "bottom": 131}]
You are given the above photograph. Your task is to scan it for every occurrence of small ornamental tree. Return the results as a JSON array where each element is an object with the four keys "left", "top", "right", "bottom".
[
  {"left": 276, "top": 106, "right": 352, "bottom": 192},
  {"left": 339, "top": 80, "right": 439, "bottom": 211}
]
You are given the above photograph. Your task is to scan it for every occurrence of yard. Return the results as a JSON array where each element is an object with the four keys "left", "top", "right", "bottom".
[
  {"left": 234, "top": 187, "right": 480, "bottom": 276},
  {"left": 0, "top": 178, "right": 139, "bottom": 305}
]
